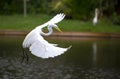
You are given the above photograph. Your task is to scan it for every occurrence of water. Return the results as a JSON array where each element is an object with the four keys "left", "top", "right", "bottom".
[{"left": 0, "top": 36, "right": 120, "bottom": 79}]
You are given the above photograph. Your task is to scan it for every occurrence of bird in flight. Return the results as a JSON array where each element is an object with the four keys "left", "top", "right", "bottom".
[{"left": 22, "top": 13, "right": 71, "bottom": 62}]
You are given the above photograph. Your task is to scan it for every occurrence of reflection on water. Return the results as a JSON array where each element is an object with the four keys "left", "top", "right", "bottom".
[
  {"left": 0, "top": 36, "right": 120, "bottom": 79},
  {"left": 92, "top": 42, "right": 97, "bottom": 65}
]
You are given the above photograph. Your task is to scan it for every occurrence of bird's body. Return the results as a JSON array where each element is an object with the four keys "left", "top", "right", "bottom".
[
  {"left": 22, "top": 13, "right": 71, "bottom": 58},
  {"left": 93, "top": 16, "right": 97, "bottom": 26},
  {"left": 93, "top": 8, "right": 98, "bottom": 26}
]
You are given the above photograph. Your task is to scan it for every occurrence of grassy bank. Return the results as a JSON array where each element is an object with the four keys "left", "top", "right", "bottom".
[{"left": 0, "top": 14, "right": 120, "bottom": 33}]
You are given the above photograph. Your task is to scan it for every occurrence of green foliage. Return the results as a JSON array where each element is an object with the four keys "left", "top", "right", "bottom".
[
  {"left": 0, "top": 14, "right": 52, "bottom": 30},
  {"left": 28, "top": 0, "right": 52, "bottom": 14},
  {"left": 71, "top": 0, "right": 92, "bottom": 20},
  {"left": 0, "top": 0, "right": 23, "bottom": 14},
  {"left": 0, "top": 14, "right": 120, "bottom": 33},
  {"left": 0, "top": 0, "right": 52, "bottom": 15},
  {"left": 111, "top": 13, "right": 120, "bottom": 25},
  {"left": 0, "top": 0, "right": 120, "bottom": 24},
  {"left": 51, "top": 0, "right": 119, "bottom": 21}
]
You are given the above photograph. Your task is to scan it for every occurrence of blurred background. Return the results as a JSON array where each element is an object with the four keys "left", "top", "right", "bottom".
[{"left": 0, "top": 0, "right": 120, "bottom": 24}]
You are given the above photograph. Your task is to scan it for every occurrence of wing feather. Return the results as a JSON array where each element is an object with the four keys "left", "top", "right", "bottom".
[
  {"left": 29, "top": 34, "right": 70, "bottom": 58},
  {"left": 47, "top": 13, "right": 65, "bottom": 24},
  {"left": 22, "top": 13, "right": 71, "bottom": 59},
  {"left": 36, "top": 13, "right": 65, "bottom": 30}
]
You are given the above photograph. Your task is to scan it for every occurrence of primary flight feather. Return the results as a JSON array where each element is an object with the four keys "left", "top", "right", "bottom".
[{"left": 22, "top": 13, "right": 71, "bottom": 58}]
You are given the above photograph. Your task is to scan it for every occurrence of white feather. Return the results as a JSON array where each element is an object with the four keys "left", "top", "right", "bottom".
[
  {"left": 93, "top": 17, "right": 97, "bottom": 26},
  {"left": 93, "top": 8, "right": 98, "bottom": 26},
  {"left": 48, "top": 13, "right": 65, "bottom": 24},
  {"left": 36, "top": 13, "right": 65, "bottom": 29},
  {"left": 29, "top": 38, "right": 71, "bottom": 58},
  {"left": 22, "top": 13, "right": 71, "bottom": 58}
]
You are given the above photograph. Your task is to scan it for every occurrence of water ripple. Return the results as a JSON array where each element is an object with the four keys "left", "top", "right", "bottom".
[{"left": 0, "top": 57, "right": 120, "bottom": 79}]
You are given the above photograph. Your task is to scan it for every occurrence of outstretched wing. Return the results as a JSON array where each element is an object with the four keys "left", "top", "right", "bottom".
[
  {"left": 23, "top": 13, "right": 70, "bottom": 58},
  {"left": 29, "top": 34, "right": 71, "bottom": 58},
  {"left": 37, "top": 13, "right": 65, "bottom": 29},
  {"left": 47, "top": 13, "right": 65, "bottom": 24}
]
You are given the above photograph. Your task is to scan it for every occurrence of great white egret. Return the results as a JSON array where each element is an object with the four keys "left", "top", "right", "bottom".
[
  {"left": 93, "top": 8, "right": 98, "bottom": 26},
  {"left": 22, "top": 13, "right": 71, "bottom": 60}
]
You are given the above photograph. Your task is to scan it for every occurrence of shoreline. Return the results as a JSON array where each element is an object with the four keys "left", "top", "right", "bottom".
[{"left": 0, "top": 30, "right": 120, "bottom": 38}]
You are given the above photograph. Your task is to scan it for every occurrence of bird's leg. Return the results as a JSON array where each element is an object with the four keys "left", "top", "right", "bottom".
[
  {"left": 21, "top": 48, "right": 25, "bottom": 63},
  {"left": 25, "top": 49, "right": 29, "bottom": 63},
  {"left": 22, "top": 48, "right": 29, "bottom": 63}
]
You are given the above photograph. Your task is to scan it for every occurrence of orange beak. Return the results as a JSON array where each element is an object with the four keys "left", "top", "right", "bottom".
[{"left": 56, "top": 27, "right": 63, "bottom": 33}]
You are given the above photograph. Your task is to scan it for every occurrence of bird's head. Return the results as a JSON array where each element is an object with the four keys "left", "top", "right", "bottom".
[
  {"left": 49, "top": 24, "right": 62, "bottom": 33},
  {"left": 95, "top": 8, "right": 99, "bottom": 14}
]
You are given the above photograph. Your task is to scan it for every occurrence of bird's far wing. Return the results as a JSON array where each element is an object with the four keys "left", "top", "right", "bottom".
[
  {"left": 29, "top": 34, "right": 70, "bottom": 58},
  {"left": 36, "top": 13, "right": 65, "bottom": 29},
  {"left": 47, "top": 13, "right": 65, "bottom": 24}
]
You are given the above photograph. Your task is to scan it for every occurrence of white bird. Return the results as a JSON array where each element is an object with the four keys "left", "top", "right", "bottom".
[
  {"left": 22, "top": 13, "right": 71, "bottom": 59},
  {"left": 93, "top": 8, "right": 98, "bottom": 26}
]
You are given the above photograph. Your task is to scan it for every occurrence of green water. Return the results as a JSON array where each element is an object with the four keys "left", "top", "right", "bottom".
[{"left": 0, "top": 36, "right": 120, "bottom": 79}]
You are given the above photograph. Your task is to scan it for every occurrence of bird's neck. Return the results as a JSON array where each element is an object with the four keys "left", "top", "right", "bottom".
[
  {"left": 36, "top": 23, "right": 53, "bottom": 36},
  {"left": 41, "top": 26, "right": 53, "bottom": 36},
  {"left": 95, "top": 11, "right": 98, "bottom": 18}
]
